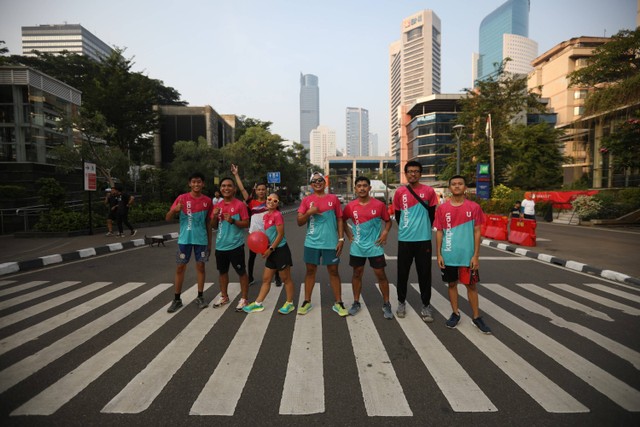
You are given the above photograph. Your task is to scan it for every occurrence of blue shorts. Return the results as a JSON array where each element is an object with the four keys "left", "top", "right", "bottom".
[
  {"left": 303, "top": 246, "right": 340, "bottom": 265},
  {"left": 176, "top": 244, "right": 209, "bottom": 264}
]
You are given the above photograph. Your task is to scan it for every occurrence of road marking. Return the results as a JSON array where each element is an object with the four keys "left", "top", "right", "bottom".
[
  {"left": 190, "top": 285, "right": 282, "bottom": 415},
  {"left": 582, "top": 283, "right": 640, "bottom": 303},
  {"left": 493, "top": 284, "right": 640, "bottom": 370},
  {"left": 279, "top": 283, "right": 324, "bottom": 415},
  {"left": 511, "top": 283, "right": 613, "bottom": 322},
  {"left": 0, "top": 280, "right": 47, "bottom": 297},
  {"left": 342, "top": 284, "right": 412, "bottom": 416},
  {"left": 424, "top": 285, "right": 588, "bottom": 413},
  {"left": 547, "top": 283, "right": 640, "bottom": 316},
  {"left": 0, "top": 279, "right": 17, "bottom": 288},
  {"left": 3, "top": 283, "right": 172, "bottom": 399},
  {"left": 465, "top": 290, "right": 640, "bottom": 411},
  {"left": 393, "top": 284, "right": 496, "bottom": 412},
  {"left": 0, "top": 280, "right": 81, "bottom": 310},
  {"left": 0, "top": 281, "right": 107, "bottom": 328},
  {"left": 103, "top": 285, "right": 239, "bottom": 414},
  {"left": 0, "top": 282, "right": 145, "bottom": 356}
]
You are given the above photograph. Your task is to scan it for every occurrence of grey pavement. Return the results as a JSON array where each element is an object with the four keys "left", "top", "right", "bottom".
[{"left": 1, "top": 216, "right": 639, "bottom": 285}]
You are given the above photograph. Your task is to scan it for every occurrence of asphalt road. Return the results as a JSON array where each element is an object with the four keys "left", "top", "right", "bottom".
[{"left": 0, "top": 212, "right": 639, "bottom": 426}]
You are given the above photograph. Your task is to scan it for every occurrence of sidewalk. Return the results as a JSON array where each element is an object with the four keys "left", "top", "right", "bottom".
[{"left": 1, "top": 217, "right": 639, "bottom": 285}]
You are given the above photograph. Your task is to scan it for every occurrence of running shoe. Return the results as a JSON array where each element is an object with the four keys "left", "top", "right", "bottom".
[
  {"left": 348, "top": 301, "right": 361, "bottom": 316},
  {"left": 116, "top": 233, "right": 124, "bottom": 237},
  {"left": 167, "top": 299, "right": 183, "bottom": 313},
  {"left": 131, "top": 229, "right": 137, "bottom": 236},
  {"left": 105, "top": 232, "right": 114, "bottom": 236},
  {"left": 396, "top": 301, "right": 406, "bottom": 318},
  {"left": 446, "top": 312, "right": 461, "bottom": 329},
  {"left": 333, "top": 302, "right": 349, "bottom": 317},
  {"left": 420, "top": 304, "right": 435, "bottom": 323},
  {"left": 278, "top": 302, "right": 295, "bottom": 315},
  {"left": 195, "top": 296, "right": 208, "bottom": 309},
  {"left": 382, "top": 302, "right": 394, "bottom": 319},
  {"left": 472, "top": 316, "right": 492, "bottom": 334},
  {"left": 243, "top": 302, "right": 264, "bottom": 313},
  {"left": 212, "top": 295, "right": 229, "bottom": 308},
  {"left": 248, "top": 278, "right": 255, "bottom": 286},
  {"left": 235, "top": 298, "right": 248, "bottom": 312},
  {"left": 297, "top": 301, "right": 313, "bottom": 315}
]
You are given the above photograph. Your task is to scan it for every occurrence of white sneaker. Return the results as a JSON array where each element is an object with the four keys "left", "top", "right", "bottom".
[{"left": 235, "top": 298, "right": 248, "bottom": 312}]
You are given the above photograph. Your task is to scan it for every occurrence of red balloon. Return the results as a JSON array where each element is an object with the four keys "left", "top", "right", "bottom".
[{"left": 247, "top": 231, "right": 269, "bottom": 254}]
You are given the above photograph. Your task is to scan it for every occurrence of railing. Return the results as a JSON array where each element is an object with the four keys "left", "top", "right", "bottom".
[{"left": 7, "top": 200, "right": 86, "bottom": 233}]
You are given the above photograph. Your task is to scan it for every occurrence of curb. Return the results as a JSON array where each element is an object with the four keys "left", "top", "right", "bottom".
[
  {"left": 481, "top": 239, "right": 640, "bottom": 287},
  {"left": 0, "top": 233, "right": 179, "bottom": 276}
]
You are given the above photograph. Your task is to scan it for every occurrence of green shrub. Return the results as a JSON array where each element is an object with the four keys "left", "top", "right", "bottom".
[
  {"left": 0, "top": 185, "right": 28, "bottom": 200},
  {"left": 34, "top": 209, "right": 87, "bottom": 232},
  {"left": 572, "top": 195, "right": 603, "bottom": 220},
  {"left": 36, "top": 178, "right": 66, "bottom": 208},
  {"left": 129, "top": 201, "right": 171, "bottom": 223}
]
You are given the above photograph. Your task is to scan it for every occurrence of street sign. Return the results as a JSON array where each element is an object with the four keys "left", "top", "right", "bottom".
[
  {"left": 84, "top": 162, "right": 97, "bottom": 191},
  {"left": 267, "top": 171, "right": 281, "bottom": 184}
]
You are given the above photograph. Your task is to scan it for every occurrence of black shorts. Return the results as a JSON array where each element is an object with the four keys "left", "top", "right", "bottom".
[
  {"left": 265, "top": 243, "right": 293, "bottom": 271},
  {"left": 441, "top": 265, "right": 479, "bottom": 285},
  {"left": 215, "top": 245, "right": 246, "bottom": 275},
  {"left": 349, "top": 254, "right": 386, "bottom": 269},
  {"left": 108, "top": 209, "right": 117, "bottom": 221}
]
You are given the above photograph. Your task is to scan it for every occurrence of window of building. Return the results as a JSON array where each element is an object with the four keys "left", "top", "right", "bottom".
[
  {"left": 406, "top": 26, "right": 422, "bottom": 42},
  {"left": 573, "top": 106, "right": 584, "bottom": 116}
]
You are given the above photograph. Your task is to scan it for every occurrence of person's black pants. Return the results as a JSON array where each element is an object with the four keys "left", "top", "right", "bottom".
[
  {"left": 397, "top": 240, "right": 432, "bottom": 306},
  {"left": 116, "top": 212, "right": 134, "bottom": 234},
  {"left": 248, "top": 250, "right": 280, "bottom": 282}
]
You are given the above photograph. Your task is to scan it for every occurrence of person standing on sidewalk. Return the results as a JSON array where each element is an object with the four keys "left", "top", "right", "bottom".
[
  {"left": 297, "top": 172, "right": 348, "bottom": 317},
  {"left": 393, "top": 161, "right": 438, "bottom": 322},
  {"left": 434, "top": 175, "right": 491, "bottom": 334},
  {"left": 114, "top": 183, "right": 136, "bottom": 237},
  {"left": 231, "top": 164, "right": 282, "bottom": 287},
  {"left": 343, "top": 176, "right": 393, "bottom": 319},
  {"left": 104, "top": 188, "right": 118, "bottom": 236},
  {"left": 243, "top": 193, "right": 296, "bottom": 315},
  {"left": 521, "top": 193, "right": 536, "bottom": 220},
  {"left": 165, "top": 172, "right": 213, "bottom": 313},
  {"left": 211, "top": 177, "right": 251, "bottom": 312}
]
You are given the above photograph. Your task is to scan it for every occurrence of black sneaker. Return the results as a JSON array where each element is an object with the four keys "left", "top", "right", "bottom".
[
  {"left": 248, "top": 277, "right": 255, "bottom": 286},
  {"left": 195, "top": 296, "right": 208, "bottom": 309},
  {"left": 472, "top": 316, "right": 492, "bottom": 334},
  {"left": 168, "top": 299, "right": 183, "bottom": 313},
  {"left": 275, "top": 276, "right": 282, "bottom": 287},
  {"left": 446, "top": 312, "right": 461, "bottom": 329}
]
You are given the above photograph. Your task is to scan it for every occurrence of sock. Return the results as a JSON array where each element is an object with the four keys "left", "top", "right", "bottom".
[
  {"left": 255, "top": 301, "right": 263, "bottom": 306},
  {"left": 302, "top": 300, "right": 310, "bottom": 306},
  {"left": 174, "top": 293, "right": 181, "bottom": 301},
  {"left": 198, "top": 291, "right": 203, "bottom": 298}
]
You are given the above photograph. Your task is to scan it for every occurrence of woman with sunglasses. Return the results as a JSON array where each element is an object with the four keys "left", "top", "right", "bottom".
[
  {"left": 231, "top": 164, "right": 282, "bottom": 287},
  {"left": 243, "top": 193, "right": 296, "bottom": 314}
]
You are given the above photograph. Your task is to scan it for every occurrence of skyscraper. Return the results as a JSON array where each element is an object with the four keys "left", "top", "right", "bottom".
[
  {"left": 346, "top": 107, "right": 369, "bottom": 157},
  {"left": 309, "top": 125, "right": 336, "bottom": 169},
  {"left": 369, "top": 133, "right": 379, "bottom": 156},
  {"left": 475, "top": 0, "right": 537, "bottom": 83},
  {"left": 21, "top": 24, "right": 113, "bottom": 61},
  {"left": 299, "top": 73, "right": 319, "bottom": 153},
  {"left": 388, "top": 10, "right": 441, "bottom": 157}
]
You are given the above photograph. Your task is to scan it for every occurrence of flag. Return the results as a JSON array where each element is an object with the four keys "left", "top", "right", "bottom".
[{"left": 485, "top": 114, "right": 492, "bottom": 139}]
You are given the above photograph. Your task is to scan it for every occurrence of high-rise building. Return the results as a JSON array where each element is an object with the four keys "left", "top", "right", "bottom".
[
  {"left": 309, "top": 125, "right": 336, "bottom": 170},
  {"left": 475, "top": 0, "right": 537, "bottom": 83},
  {"left": 21, "top": 24, "right": 113, "bottom": 61},
  {"left": 388, "top": 10, "right": 441, "bottom": 157},
  {"left": 299, "top": 73, "right": 319, "bottom": 153},
  {"left": 369, "top": 133, "right": 379, "bottom": 156},
  {"left": 346, "top": 107, "right": 369, "bottom": 157}
]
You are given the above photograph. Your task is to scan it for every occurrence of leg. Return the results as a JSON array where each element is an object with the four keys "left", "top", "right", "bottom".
[
  {"left": 415, "top": 240, "right": 433, "bottom": 306},
  {"left": 116, "top": 215, "right": 124, "bottom": 234},
  {"left": 304, "top": 263, "right": 317, "bottom": 301},
  {"left": 448, "top": 282, "right": 460, "bottom": 314},
  {"left": 239, "top": 272, "right": 249, "bottom": 299},
  {"left": 255, "top": 267, "right": 275, "bottom": 303},
  {"left": 279, "top": 267, "right": 295, "bottom": 303},
  {"left": 195, "top": 261, "right": 206, "bottom": 293},
  {"left": 248, "top": 250, "right": 257, "bottom": 282},
  {"left": 466, "top": 283, "right": 480, "bottom": 319},
  {"left": 372, "top": 267, "right": 390, "bottom": 303},
  {"left": 174, "top": 264, "right": 187, "bottom": 294},
  {"left": 106, "top": 218, "right": 113, "bottom": 233},
  {"left": 351, "top": 265, "right": 364, "bottom": 302},
  {"left": 396, "top": 241, "right": 412, "bottom": 303},
  {"left": 219, "top": 272, "right": 229, "bottom": 297},
  {"left": 327, "top": 264, "right": 342, "bottom": 303}
]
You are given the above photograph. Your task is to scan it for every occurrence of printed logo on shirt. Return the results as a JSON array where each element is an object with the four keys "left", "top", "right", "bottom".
[{"left": 467, "top": 211, "right": 472, "bottom": 217}]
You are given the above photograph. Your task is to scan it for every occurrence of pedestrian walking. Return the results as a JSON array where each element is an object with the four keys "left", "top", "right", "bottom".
[
  {"left": 392, "top": 161, "right": 438, "bottom": 322},
  {"left": 165, "top": 172, "right": 213, "bottom": 313},
  {"left": 104, "top": 188, "right": 118, "bottom": 236},
  {"left": 114, "top": 184, "right": 136, "bottom": 237},
  {"left": 211, "top": 177, "right": 251, "bottom": 311},
  {"left": 243, "top": 193, "right": 296, "bottom": 315},
  {"left": 343, "top": 176, "right": 394, "bottom": 319},
  {"left": 434, "top": 175, "right": 492, "bottom": 334},
  {"left": 297, "top": 172, "right": 348, "bottom": 316}
]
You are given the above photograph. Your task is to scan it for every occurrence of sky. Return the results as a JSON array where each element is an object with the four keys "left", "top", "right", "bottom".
[{"left": 0, "top": 0, "right": 636, "bottom": 155}]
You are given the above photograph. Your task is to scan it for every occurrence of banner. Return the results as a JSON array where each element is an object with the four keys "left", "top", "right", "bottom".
[{"left": 527, "top": 190, "right": 599, "bottom": 209}]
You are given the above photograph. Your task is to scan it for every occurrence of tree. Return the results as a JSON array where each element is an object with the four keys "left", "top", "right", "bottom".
[
  {"left": 446, "top": 60, "right": 551, "bottom": 187},
  {"left": 600, "top": 116, "right": 640, "bottom": 186},
  {"left": 234, "top": 116, "right": 274, "bottom": 141},
  {"left": 165, "top": 138, "right": 221, "bottom": 198}
]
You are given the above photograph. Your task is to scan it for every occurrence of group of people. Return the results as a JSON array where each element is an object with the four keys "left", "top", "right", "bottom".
[
  {"left": 163, "top": 161, "right": 492, "bottom": 334},
  {"left": 104, "top": 184, "right": 137, "bottom": 237}
]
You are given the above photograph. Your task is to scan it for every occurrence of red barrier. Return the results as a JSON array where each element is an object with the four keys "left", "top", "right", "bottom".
[
  {"left": 509, "top": 218, "right": 537, "bottom": 246},
  {"left": 482, "top": 214, "right": 508, "bottom": 241}
]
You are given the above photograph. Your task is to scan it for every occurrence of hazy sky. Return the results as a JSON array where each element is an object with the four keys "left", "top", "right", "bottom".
[{"left": 1, "top": 0, "right": 636, "bottom": 154}]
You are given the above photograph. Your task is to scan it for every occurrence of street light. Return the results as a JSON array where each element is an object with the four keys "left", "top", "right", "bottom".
[{"left": 452, "top": 124, "right": 465, "bottom": 175}]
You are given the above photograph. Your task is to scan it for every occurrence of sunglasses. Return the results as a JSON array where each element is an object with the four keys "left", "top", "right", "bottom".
[
  {"left": 310, "top": 178, "right": 325, "bottom": 184},
  {"left": 267, "top": 197, "right": 279, "bottom": 203}
]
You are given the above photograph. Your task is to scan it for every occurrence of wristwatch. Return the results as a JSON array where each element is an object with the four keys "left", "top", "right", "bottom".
[{"left": 338, "top": 238, "right": 345, "bottom": 242}]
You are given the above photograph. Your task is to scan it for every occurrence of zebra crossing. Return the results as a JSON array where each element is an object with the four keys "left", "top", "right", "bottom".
[{"left": 0, "top": 276, "right": 639, "bottom": 421}]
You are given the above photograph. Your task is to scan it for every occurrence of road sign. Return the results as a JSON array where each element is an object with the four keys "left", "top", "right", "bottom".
[
  {"left": 84, "top": 162, "right": 97, "bottom": 191},
  {"left": 267, "top": 171, "right": 281, "bottom": 184}
]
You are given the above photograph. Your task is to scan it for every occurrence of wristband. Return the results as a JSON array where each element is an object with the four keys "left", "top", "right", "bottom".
[{"left": 338, "top": 238, "right": 345, "bottom": 242}]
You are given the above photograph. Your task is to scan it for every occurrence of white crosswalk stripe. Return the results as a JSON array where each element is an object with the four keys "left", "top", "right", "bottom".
[{"left": 0, "top": 277, "right": 639, "bottom": 420}]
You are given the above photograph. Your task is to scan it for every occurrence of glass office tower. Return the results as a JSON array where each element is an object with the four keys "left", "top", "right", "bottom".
[{"left": 299, "top": 73, "right": 319, "bottom": 153}]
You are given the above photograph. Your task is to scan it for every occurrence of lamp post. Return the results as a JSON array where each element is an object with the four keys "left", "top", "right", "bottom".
[{"left": 452, "top": 124, "right": 465, "bottom": 175}]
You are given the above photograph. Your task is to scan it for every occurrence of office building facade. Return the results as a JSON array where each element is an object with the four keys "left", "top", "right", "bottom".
[
  {"left": 346, "top": 107, "right": 369, "bottom": 157},
  {"left": 299, "top": 73, "right": 319, "bottom": 153},
  {"left": 475, "top": 0, "right": 536, "bottom": 83},
  {"left": 389, "top": 10, "right": 441, "bottom": 158},
  {"left": 22, "top": 24, "right": 113, "bottom": 61},
  {"left": 309, "top": 125, "right": 336, "bottom": 169}
]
